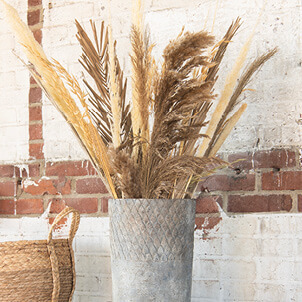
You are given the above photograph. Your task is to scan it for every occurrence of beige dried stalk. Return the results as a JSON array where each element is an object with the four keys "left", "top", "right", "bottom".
[{"left": 0, "top": 0, "right": 117, "bottom": 198}]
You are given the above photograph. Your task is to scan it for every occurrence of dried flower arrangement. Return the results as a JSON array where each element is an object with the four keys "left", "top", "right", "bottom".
[{"left": 0, "top": 0, "right": 276, "bottom": 199}]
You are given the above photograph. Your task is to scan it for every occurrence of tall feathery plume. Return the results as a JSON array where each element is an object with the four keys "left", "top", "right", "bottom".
[
  {"left": 108, "top": 1, "right": 122, "bottom": 149},
  {"left": 197, "top": 15, "right": 260, "bottom": 157},
  {"left": 0, "top": 0, "right": 117, "bottom": 198},
  {"left": 130, "top": 0, "right": 148, "bottom": 160}
]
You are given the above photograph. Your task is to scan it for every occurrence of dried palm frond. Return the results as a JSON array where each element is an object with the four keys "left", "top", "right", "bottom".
[{"left": 75, "top": 20, "right": 131, "bottom": 148}]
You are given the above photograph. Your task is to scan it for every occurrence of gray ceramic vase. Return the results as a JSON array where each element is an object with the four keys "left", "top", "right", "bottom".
[{"left": 109, "top": 199, "right": 196, "bottom": 302}]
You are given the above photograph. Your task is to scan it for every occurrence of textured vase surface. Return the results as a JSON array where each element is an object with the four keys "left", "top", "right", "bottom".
[{"left": 109, "top": 199, "right": 196, "bottom": 302}]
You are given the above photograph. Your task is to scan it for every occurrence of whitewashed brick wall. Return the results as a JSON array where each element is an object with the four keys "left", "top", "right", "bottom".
[
  {"left": 1, "top": 213, "right": 302, "bottom": 301},
  {"left": 0, "top": 0, "right": 301, "bottom": 161},
  {"left": 0, "top": 0, "right": 29, "bottom": 162},
  {"left": 38, "top": 0, "right": 302, "bottom": 161}
]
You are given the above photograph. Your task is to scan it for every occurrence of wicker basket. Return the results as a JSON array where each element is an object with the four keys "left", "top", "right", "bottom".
[{"left": 0, "top": 207, "right": 80, "bottom": 302}]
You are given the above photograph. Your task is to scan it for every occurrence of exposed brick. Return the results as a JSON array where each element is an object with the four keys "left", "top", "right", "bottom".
[
  {"left": 29, "top": 164, "right": 41, "bottom": 178},
  {"left": 229, "top": 149, "right": 296, "bottom": 171},
  {"left": 262, "top": 171, "right": 302, "bottom": 191},
  {"left": 28, "top": 0, "right": 42, "bottom": 6},
  {"left": 29, "top": 143, "right": 44, "bottom": 159},
  {"left": 16, "top": 199, "right": 43, "bottom": 214},
  {"left": 76, "top": 178, "right": 108, "bottom": 194},
  {"left": 195, "top": 217, "right": 222, "bottom": 234},
  {"left": 29, "top": 123, "right": 43, "bottom": 140},
  {"left": 27, "top": 9, "right": 41, "bottom": 26},
  {"left": 228, "top": 195, "right": 292, "bottom": 213},
  {"left": 14, "top": 164, "right": 40, "bottom": 178},
  {"left": 0, "top": 181, "right": 15, "bottom": 196},
  {"left": 49, "top": 198, "right": 66, "bottom": 214},
  {"left": 46, "top": 160, "right": 97, "bottom": 176},
  {"left": 48, "top": 217, "right": 68, "bottom": 231},
  {"left": 30, "top": 76, "right": 38, "bottom": 85},
  {"left": 29, "top": 106, "right": 42, "bottom": 121},
  {"left": 29, "top": 87, "right": 42, "bottom": 104},
  {"left": 196, "top": 196, "right": 222, "bottom": 214},
  {"left": 55, "top": 177, "right": 71, "bottom": 195},
  {"left": 22, "top": 177, "right": 71, "bottom": 196},
  {"left": 0, "top": 200, "right": 15, "bottom": 215},
  {"left": 199, "top": 174, "right": 255, "bottom": 192},
  {"left": 298, "top": 195, "right": 302, "bottom": 212},
  {"left": 63, "top": 198, "right": 98, "bottom": 214},
  {"left": 101, "top": 197, "right": 109, "bottom": 213},
  {"left": 32, "top": 29, "right": 42, "bottom": 44},
  {"left": 0, "top": 165, "right": 15, "bottom": 178}
]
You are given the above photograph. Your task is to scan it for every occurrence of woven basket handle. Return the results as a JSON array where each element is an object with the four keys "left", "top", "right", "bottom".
[{"left": 47, "top": 207, "right": 80, "bottom": 244}]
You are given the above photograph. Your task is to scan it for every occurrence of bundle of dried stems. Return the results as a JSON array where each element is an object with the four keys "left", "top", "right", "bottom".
[{"left": 0, "top": 0, "right": 277, "bottom": 199}]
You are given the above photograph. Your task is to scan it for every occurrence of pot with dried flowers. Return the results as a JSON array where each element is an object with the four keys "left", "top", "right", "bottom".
[{"left": 0, "top": 0, "right": 276, "bottom": 300}]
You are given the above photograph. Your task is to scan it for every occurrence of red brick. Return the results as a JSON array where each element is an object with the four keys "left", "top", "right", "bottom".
[
  {"left": 30, "top": 76, "right": 37, "bottom": 85},
  {"left": 228, "top": 195, "right": 292, "bottom": 213},
  {"left": 27, "top": 9, "right": 41, "bottom": 26},
  {"left": 29, "top": 87, "right": 42, "bottom": 104},
  {"left": 298, "top": 195, "right": 302, "bottom": 212},
  {"left": 48, "top": 217, "right": 68, "bottom": 231},
  {"left": 22, "top": 177, "right": 71, "bottom": 196},
  {"left": 29, "top": 164, "right": 41, "bottom": 177},
  {"left": 262, "top": 171, "right": 302, "bottom": 191},
  {"left": 55, "top": 177, "right": 71, "bottom": 195},
  {"left": 229, "top": 149, "right": 296, "bottom": 171},
  {"left": 76, "top": 178, "right": 108, "bottom": 194},
  {"left": 29, "top": 143, "right": 44, "bottom": 159},
  {"left": 29, "top": 123, "right": 43, "bottom": 140},
  {"left": 195, "top": 196, "right": 222, "bottom": 214},
  {"left": 29, "top": 106, "right": 42, "bottom": 121},
  {"left": 0, "top": 200, "right": 15, "bottom": 215},
  {"left": 101, "top": 197, "right": 109, "bottom": 213},
  {"left": 199, "top": 174, "right": 255, "bottom": 192},
  {"left": 28, "top": 0, "right": 42, "bottom": 7},
  {"left": 195, "top": 217, "right": 222, "bottom": 234},
  {"left": 32, "top": 29, "right": 42, "bottom": 44},
  {"left": 64, "top": 198, "right": 98, "bottom": 214},
  {"left": 0, "top": 181, "right": 15, "bottom": 196},
  {"left": 49, "top": 198, "right": 66, "bottom": 214},
  {"left": 46, "top": 160, "right": 97, "bottom": 176},
  {"left": 16, "top": 199, "right": 43, "bottom": 214},
  {"left": 14, "top": 164, "right": 40, "bottom": 178},
  {"left": 0, "top": 165, "right": 15, "bottom": 178}
]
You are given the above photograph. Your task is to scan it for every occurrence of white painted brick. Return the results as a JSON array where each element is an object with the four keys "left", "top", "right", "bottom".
[
  {"left": 223, "top": 237, "right": 259, "bottom": 257},
  {"left": 75, "top": 235, "right": 110, "bottom": 255},
  {"left": 221, "top": 281, "right": 256, "bottom": 301},
  {"left": 76, "top": 275, "right": 112, "bottom": 296},
  {"left": 254, "top": 283, "right": 295, "bottom": 302},
  {"left": 77, "top": 295, "right": 112, "bottom": 302},
  {"left": 259, "top": 259, "right": 295, "bottom": 281},
  {"left": 75, "top": 255, "right": 111, "bottom": 274},
  {"left": 44, "top": 2, "right": 95, "bottom": 27},
  {"left": 191, "top": 280, "right": 220, "bottom": 300},
  {"left": 192, "top": 259, "right": 219, "bottom": 280},
  {"left": 259, "top": 238, "right": 295, "bottom": 257},
  {"left": 194, "top": 237, "right": 223, "bottom": 257},
  {"left": 219, "top": 259, "right": 257, "bottom": 281}
]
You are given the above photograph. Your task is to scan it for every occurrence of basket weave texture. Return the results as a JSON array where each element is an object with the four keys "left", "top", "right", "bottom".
[{"left": 0, "top": 207, "right": 80, "bottom": 302}]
